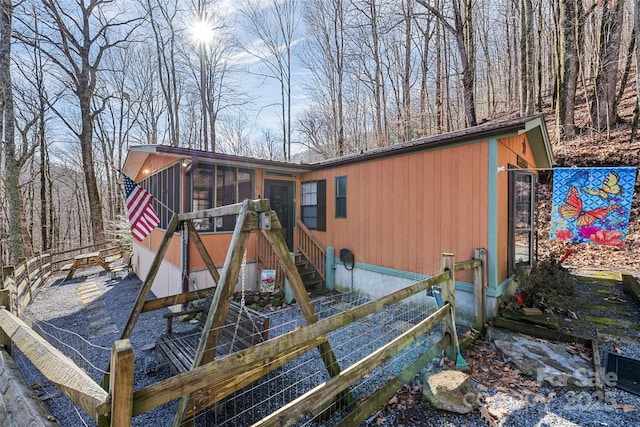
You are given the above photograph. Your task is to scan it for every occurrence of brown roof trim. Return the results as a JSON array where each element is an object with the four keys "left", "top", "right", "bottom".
[
  {"left": 310, "top": 114, "right": 547, "bottom": 169},
  {"left": 131, "top": 145, "right": 313, "bottom": 172}
]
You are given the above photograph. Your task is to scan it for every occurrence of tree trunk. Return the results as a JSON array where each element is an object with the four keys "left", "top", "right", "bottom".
[
  {"left": 633, "top": 0, "right": 640, "bottom": 141},
  {"left": 520, "top": 0, "right": 535, "bottom": 115},
  {"left": 79, "top": 88, "right": 105, "bottom": 243},
  {"left": 0, "top": 0, "right": 25, "bottom": 263},
  {"left": 556, "top": 0, "right": 581, "bottom": 139},
  {"left": 590, "top": 0, "right": 626, "bottom": 131}
]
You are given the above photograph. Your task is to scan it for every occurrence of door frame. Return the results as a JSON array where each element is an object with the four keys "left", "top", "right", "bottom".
[{"left": 264, "top": 179, "right": 296, "bottom": 250}]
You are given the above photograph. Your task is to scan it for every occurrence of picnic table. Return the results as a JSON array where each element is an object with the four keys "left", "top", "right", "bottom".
[{"left": 64, "top": 251, "right": 111, "bottom": 281}]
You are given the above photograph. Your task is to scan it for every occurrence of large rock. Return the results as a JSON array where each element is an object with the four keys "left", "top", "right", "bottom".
[
  {"left": 422, "top": 370, "right": 478, "bottom": 414},
  {"left": 488, "top": 327, "right": 594, "bottom": 388}
]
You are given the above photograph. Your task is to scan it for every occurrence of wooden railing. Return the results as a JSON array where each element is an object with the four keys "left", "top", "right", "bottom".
[
  {"left": 1, "top": 243, "right": 124, "bottom": 317},
  {"left": 295, "top": 220, "right": 326, "bottom": 281},
  {"left": 256, "top": 231, "right": 286, "bottom": 290},
  {"left": 2, "top": 254, "right": 52, "bottom": 317}
]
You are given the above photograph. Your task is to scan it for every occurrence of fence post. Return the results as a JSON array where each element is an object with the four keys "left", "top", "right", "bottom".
[
  {"left": 0, "top": 289, "right": 11, "bottom": 356},
  {"left": 110, "top": 339, "right": 134, "bottom": 427},
  {"left": 440, "top": 253, "right": 457, "bottom": 361},
  {"left": 2, "top": 266, "right": 14, "bottom": 287},
  {"left": 473, "top": 248, "right": 487, "bottom": 330}
]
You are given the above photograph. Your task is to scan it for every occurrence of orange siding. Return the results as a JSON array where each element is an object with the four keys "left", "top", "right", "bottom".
[
  {"left": 143, "top": 228, "right": 181, "bottom": 267},
  {"left": 189, "top": 233, "right": 257, "bottom": 270},
  {"left": 302, "top": 142, "right": 489, "bottom": 279},
  {"left": 496, "top": 134, "right": 540, "bottom": 283}
]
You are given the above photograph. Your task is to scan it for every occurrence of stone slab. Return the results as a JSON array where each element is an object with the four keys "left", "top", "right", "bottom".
[{"left": 488, "top": 327, "right": 594, "bottom": 388}]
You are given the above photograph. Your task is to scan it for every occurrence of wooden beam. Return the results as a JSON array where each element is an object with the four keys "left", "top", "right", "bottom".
[
  {"left": 441, "top": 253, "right": 457, "bottom": 361},
  {"left": 183, "top": 340, "right": 318, "bottom": 420},
  {"left": 622, "top": 273, "right": 640, "bottom": 308},
  {"left": 473, "top": 248, "right": 487, "bottom": 330},
  {"left": 336, "top": 335, "right": 451, "bottom": 427},
  {"left": 262, "top": 219, "right": 352, "bottom": 409},
  {"left": 110, "top": 340, "right": 134, "bottom": 427},
  {"left": 176, "top": 199, "right": 271, "bottom": 222},
  {"left": 491, "top": 317, "right": 593, "bottom": 345},
  {"left": 0, "top": 349, "right": 53, "bottom": 426},
  {"left": 174, "top": 201, "right": 255, "bottom": 426},
  {"left": 102, "top": 213, "right": 182, "bottom": 390},
  {"left": 120, "top": 213, "right": 182, "bottom": 341},
  {"left": 0, "top": 290, "right": 10, "bottom": 355},
  {"left": 140, "top": 289, "right": 211, "bottom": 313},
  {"left": 134, "top": 335, "right": 326, "bottom": 416},
  {"left": 454, "top": 259, "right": 481, "bottom": 271},
  {"left": 0, "top": 308, "right": 108, "bottom": 420},
  {"left": 186, "top": 220, "right": 220, "bottom": 283},
  {"left": 131, "top": 273, "right": 448, "bottom": 415},
  {"left": 253, "top": 304, "right": 451, "bottom": 427}
]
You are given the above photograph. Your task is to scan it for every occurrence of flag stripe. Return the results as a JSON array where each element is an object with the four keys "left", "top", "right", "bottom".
[{"left": 122, "top": 173, "right": 160, "bottom": 242}]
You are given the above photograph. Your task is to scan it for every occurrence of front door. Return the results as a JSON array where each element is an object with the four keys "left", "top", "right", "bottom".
[{"left": 264, "top": 180, "right": 295, "bottom": 250}]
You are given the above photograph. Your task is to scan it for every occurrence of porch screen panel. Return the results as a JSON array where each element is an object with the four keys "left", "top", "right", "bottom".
[
  {"left": 192, "top": 165, "right": 214, "bottom": 231},
  {"left": 217, "top": 167, "right": 236, "bottom": 231},
  {"left": 139, "top": 163, "right": 181, "bottom": 230}
]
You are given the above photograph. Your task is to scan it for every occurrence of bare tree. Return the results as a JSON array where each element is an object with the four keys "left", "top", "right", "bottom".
[
  {"left": 302, "top": 0, "right": 346, "bottom": 155},
  {"left": 0, "top": 0, "right": 25, "bottom": 263},
  {"left": 417, "top": 0, "right": 477, "bottom": 127},
  {"left": 590, "top": 0, "right": 626, "bottom": 132},
  {"left": 350, "top": 0, "right": 388, "bottom": 145},
  {"left": 16, "top": 0, "right": 142, "bottom": 244},
  {"left": 520, "top": 0, "right": 535, "bottom": 115},
  {"left": 632, "top": 0, "right": 640, "bottom": 141},
  {"left": 241, "top": 0, "right": 300, "bottom": 161},
  {"left": 142, "top": 0, "right": 182, "bottom": 146},
  {"left": 555, "top": 0, "right": 583, "bottom": 139}
]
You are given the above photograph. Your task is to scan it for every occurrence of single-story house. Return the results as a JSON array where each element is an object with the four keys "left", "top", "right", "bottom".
[{"left": 122, "top": 114, "right": 553, "bottom": 324}]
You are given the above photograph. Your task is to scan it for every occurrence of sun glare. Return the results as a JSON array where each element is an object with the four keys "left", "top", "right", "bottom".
[{"left": 191, "top": 19, "right": 214, "bottom": 44}]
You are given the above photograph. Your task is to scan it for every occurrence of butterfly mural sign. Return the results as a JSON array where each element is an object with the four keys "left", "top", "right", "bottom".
[{"left": 550, "top": 167, "right": 637, "bottom": 247}]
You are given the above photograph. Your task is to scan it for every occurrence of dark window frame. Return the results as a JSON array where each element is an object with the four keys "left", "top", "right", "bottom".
[
  {"left": 508, "top": 167, "right": 537, "bottom": 275},
  {"left": 335, "top": 176, "right": 347, "bottom": 218},
  {"left": 301, "top": 179, "right": 326, "bottom": 231}
]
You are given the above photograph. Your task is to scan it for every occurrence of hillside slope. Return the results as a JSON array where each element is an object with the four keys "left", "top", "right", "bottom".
[{"left": 536, "top": 88, "right": 640, "bottom": 272}]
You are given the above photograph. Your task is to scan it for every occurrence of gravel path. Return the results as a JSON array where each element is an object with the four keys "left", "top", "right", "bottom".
[{"left": 13, "top": 264, "right": 640, "bottom": 427}]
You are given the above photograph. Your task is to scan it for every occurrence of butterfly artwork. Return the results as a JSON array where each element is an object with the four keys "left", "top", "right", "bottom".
[
  {"left": 559, "top": 187, "right": 617, "bottom": 227},
  {"left": 564, "top": 170, "right": 589, "bottom": 189},
  {"left": 583, "top": 171, "right": 621, "bottom": 200},
  {"left": 550, "top": 167, "right": 637, "bottom": 246}
]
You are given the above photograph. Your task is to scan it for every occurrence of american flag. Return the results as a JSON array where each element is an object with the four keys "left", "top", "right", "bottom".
[{"left": 122, "top": 173, "right": 160, "bottom": 241}]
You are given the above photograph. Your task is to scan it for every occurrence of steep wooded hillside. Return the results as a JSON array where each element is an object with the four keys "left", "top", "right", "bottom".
[{"left": 536, "top": 85, "right": 640, "bottom": 272}]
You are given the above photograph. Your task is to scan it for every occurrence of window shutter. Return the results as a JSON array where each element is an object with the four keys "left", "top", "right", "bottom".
[{"left": 317, "top": 179, "right": 326, "bottom": 231}]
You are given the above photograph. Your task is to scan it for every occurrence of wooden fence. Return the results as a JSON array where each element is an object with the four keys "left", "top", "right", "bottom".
[
  {"left": 1, "top": 242, "right": 123, "bottom": 317},
  {"left": 0, "top": 249, "right": 484, "bottom": 427},
  {"left": 0, "top": 254, "right": 483, "bottom": 426}
]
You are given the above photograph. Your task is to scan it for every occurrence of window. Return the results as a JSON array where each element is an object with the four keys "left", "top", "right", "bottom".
[
  {"left": 335, "top": 176, "right": 347, "bottom": 218},
  {"left": 508, "top": 169, "right": 536, "bottom": 274},
  {"left": 139, "top": 163, "right": 181, "bottom": 230},
  {"left": 190, "top": 165, "right": 254, "bottom": 232},
  {"left": 301, "top": 180, "right": 326, "bottom": 231}
]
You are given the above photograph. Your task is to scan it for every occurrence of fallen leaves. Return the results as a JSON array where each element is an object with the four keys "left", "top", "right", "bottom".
[
  {"left": 614, "top": 404, "right": 637, "bottom": 413},
  {"left": 479, "top": 405, "right": 498, "bottom": 427},
  {"left": 462, "top": 338, "right": 541, "bottom": 394}
]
